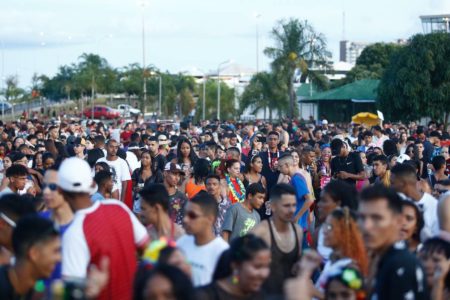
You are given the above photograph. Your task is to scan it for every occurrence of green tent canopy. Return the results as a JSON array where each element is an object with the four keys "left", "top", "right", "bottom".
[{"left": 303, "top": 79, "right": 379, "bottom": 102}]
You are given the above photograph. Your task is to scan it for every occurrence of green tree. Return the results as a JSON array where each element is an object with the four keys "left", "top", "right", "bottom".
[
  {"left": 173, "top": 74, "right": 196, "bottom": 117},
  {"left": 4, "top": 75, "right": 23, "bottom": 102},
  {"left": 194, "top": 79, "right": 235, "bottom": 120},
  {"left": 76, "top": 53, "right": 111, "bottom": 98},
  {"left": 240, "top": 71, "right": 289, "bottom": 121},
  {"left": 378, "top": 33, "right": 450, "bottom": 126},
  {"left": 264, "top": 18, "right": 331, "bottom": 118},
  {"left": 334, "top": 43, "right": 403, "bottom": 88}
]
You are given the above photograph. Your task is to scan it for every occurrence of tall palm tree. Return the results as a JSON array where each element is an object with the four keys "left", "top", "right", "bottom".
[
  {"left": 240, "top": 71, "right": 288, "bottom": 121},
  {"left": 264, "top": 18, "right": 331, "bottom": 118}
]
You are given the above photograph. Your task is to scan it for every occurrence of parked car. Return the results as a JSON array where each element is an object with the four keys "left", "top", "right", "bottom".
[
  {"left": 0, "top": 101, "right": 12, "bottom": 115},
  {"left": 117, "top": 104, "right": 141, "bottom": 117},
  {"left": 83, "top": 105, "right": 120, "bottom": 120}
]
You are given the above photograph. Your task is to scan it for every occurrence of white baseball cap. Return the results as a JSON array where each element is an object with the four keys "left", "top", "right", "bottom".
[{"left": 58, "top": 157, "right": 97, "bottom": 194}]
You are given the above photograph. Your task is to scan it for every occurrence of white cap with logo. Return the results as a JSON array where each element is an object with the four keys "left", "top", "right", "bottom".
[{"left": 58, "top": 157, "right": 97, "bottom": 194}]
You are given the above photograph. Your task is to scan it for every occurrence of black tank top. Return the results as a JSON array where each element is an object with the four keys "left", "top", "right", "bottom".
[{"left": 263, "top": 219, "right": 300, "bottom": 296}]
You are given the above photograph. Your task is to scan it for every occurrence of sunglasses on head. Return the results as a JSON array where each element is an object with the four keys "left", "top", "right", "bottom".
[{"left": 43, "top": 183, "right": 58, "bottom": 191}]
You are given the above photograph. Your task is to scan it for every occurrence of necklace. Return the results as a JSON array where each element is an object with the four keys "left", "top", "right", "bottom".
[
  {"left": 225, "top": 174, "right": 245, "bottom": 203},
  {"left": 268, "top": 150, "right": 279, "bottom": 169}
]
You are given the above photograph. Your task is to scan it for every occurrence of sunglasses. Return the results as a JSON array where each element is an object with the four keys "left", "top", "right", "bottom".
[
  {"left": 75, "top": 144, "right": 85, "bottom": 147},
  {"left": 185, "top": 211, "right": 203, "bottom": 220},
  {"left": 0, "top": 212, "right": 16, "bottom": 228},
  {"left": 43, "top": 183, "right": 58, "bottom": 191}
]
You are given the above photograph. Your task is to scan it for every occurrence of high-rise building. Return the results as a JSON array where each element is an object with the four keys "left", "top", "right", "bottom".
[
  {"left": 339, "top": 40, "right": 370, "bottom": 65},
  {"left": 420, "top": 14, "right": 450, "bottom": 34}
]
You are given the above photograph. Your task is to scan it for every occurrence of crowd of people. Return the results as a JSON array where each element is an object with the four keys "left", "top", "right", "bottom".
[{"left": 0, "top": 115, "right": 449, "bottom": 300}]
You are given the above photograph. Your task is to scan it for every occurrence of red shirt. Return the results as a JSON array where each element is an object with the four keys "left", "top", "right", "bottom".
[{"left": 62, "top": 200, "right": 149, "bottom": 300}]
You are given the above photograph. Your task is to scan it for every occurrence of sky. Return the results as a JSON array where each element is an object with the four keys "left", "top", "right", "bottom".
[{"left": 0, "top": 0, "right": 449, "bottom": 88}]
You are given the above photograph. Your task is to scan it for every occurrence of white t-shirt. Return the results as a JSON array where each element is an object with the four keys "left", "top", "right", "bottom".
[
  {"left": 317, "top": 226, "right": 332, "bottom": 263},
  {"left": 96, "top": 157, "right": 131, "bottom": 198},
  {"left": 418, "top": 193, "right": 439, "bottom": 240},
  {"left": 126, "top": 151, "right": 140, "bottom": 173},
  {"left": 177, "top": 235, "right": 229, "bottom": 287}
]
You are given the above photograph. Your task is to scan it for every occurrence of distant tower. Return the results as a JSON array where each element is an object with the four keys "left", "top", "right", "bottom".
[{"left": 340, "top": 11, "right": 348, "bottom": 62}]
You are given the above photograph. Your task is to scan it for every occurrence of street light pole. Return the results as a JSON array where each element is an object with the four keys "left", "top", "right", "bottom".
[
  {"left": 140, "top": 1, "right": 148, "bottom": 113},
  {"left": 158, "top": 75, "right": 162, "bottom": 117},
  {"left": 255, "top": 13, "right": 261, "bottom": 73},
  {"left": 202, "top": 74, "right": 206, "bottom": 120},
  {"left": 309, "top": 38, "right": 315, "bottom": 98},
  {"left": 91, "top": 75, "right": 95, "bottom": 120},
  {"left": 0, "top": 40, "right": 4, "bottom": 121},
  {"left": 216, "top": 60, "right": 232, "bottom": 120}
]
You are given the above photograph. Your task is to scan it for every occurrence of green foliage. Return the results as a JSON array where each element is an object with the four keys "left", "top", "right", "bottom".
[
  {"left": 194, "top": 79, "right": 235, "bottom": 121},
  {"left": 240, "top": 71, "right": 288, "bottom": 121},
  {"left": 378, "top": 33, "right": 450, "bottom": 125},
  {"left": 333, "top": 43, "right": 403, "bottom": 88},
  {"left": 2, "top": 75, "right": 24, "bottom": 102},
  {"left": 264, "top": 18, "right": 331, "bottom": 117}
]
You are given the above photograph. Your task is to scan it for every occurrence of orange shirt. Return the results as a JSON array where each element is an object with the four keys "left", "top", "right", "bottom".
[{"left": 185, "top": 178, "right": 206, "bottom": 199}]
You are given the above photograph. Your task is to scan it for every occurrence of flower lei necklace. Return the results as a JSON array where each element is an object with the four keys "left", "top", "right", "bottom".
[{"left": 225, "top": 174, "right": 245, "bottom": 203}]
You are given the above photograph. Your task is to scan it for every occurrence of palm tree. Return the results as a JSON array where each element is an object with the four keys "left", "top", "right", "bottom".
[
  {"left": 240, "top": 71, "right": 288, "bottom": 121},
  {"left": 264, "top": 18, "right": 331, "bottom": 118}
]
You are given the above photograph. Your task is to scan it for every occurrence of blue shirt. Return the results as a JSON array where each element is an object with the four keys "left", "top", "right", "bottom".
[
  {"left": 91, "top": 192, "right": 105, "bottom": 202},
  {"left": 39, "top": 211, "right": 72, "bottom": 293},
  {"left": 290, "top": 173, "right": 310, "bottom": 230}
]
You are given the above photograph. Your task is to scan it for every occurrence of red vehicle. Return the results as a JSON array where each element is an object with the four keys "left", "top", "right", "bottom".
[{"left": 83, "top": 105, "right": 121, "bottom": 120}]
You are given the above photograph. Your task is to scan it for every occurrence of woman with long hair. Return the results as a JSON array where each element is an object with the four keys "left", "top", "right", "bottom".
[
  {"left": 315, "top": 181, "right": 358, "bottom": 262},
  {"left": 184, "top": 158, "right": 210, "bottom": 199},
  {"left": 399, "top": 200, "right": 424, "bottom": 253},
  {"left": 221, "top": 159, "right": 246, "bottom": 204},
  {"left": 315, "top": 207, "right": 368, "bottom": 296},
  {"left": 317, "top": 144, "right": 332, "bottom": 189},
  {"left": 132, "top": 150, "right": 163, "bottom": 212},
  {"left": 31, "top": 151, "right": 44, "bottom": 175},
  {"left": 398, "top": 132, "right": 408, "bottom": 155},
  {"left": 243, "top": 153, "right": 267, "bottom": 189},
  {"left": 0, "top": 154, "right": 13, "bottom": 190},
  {"left": 196, "top": 234, "right": 271, "bottom": 300},
  {"left": 174, "top": 137, "right": 198, "bottom": 178}
]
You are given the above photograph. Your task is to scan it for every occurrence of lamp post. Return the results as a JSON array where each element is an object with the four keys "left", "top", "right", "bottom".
[
  {"left": 158, "top": 74, "right": 162, "bottom": 117},
  {"left": 197, "top": 69, "right": 207, "bottom": 120},
  {"left": 1, "top": 40, "right": 4, "bottom": 121},
  {"left": 309, "top": 38, "right": 316, "bottom": 98},
  {"left": 202, "top": 74, "right": 206, "bottom": 120},
  {"left": 255, "top": 13, "right": 261, "bottom": 73},
  {"left": 139, "top": 0, "right": 149, "bottom": 112},
  {"left": 216, "top": 60, "right": 232, "bottom": 120},
  {"left": 150, "top": 71, "right": 162, "bottom": 116}
]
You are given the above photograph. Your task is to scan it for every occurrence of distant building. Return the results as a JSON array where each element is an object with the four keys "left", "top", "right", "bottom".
[
  {"left": 339, "top": 41, "right": 370, "bottom": 65},
  {"left": 420, "top": 14, "right": 450, "bottom": 34}
]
